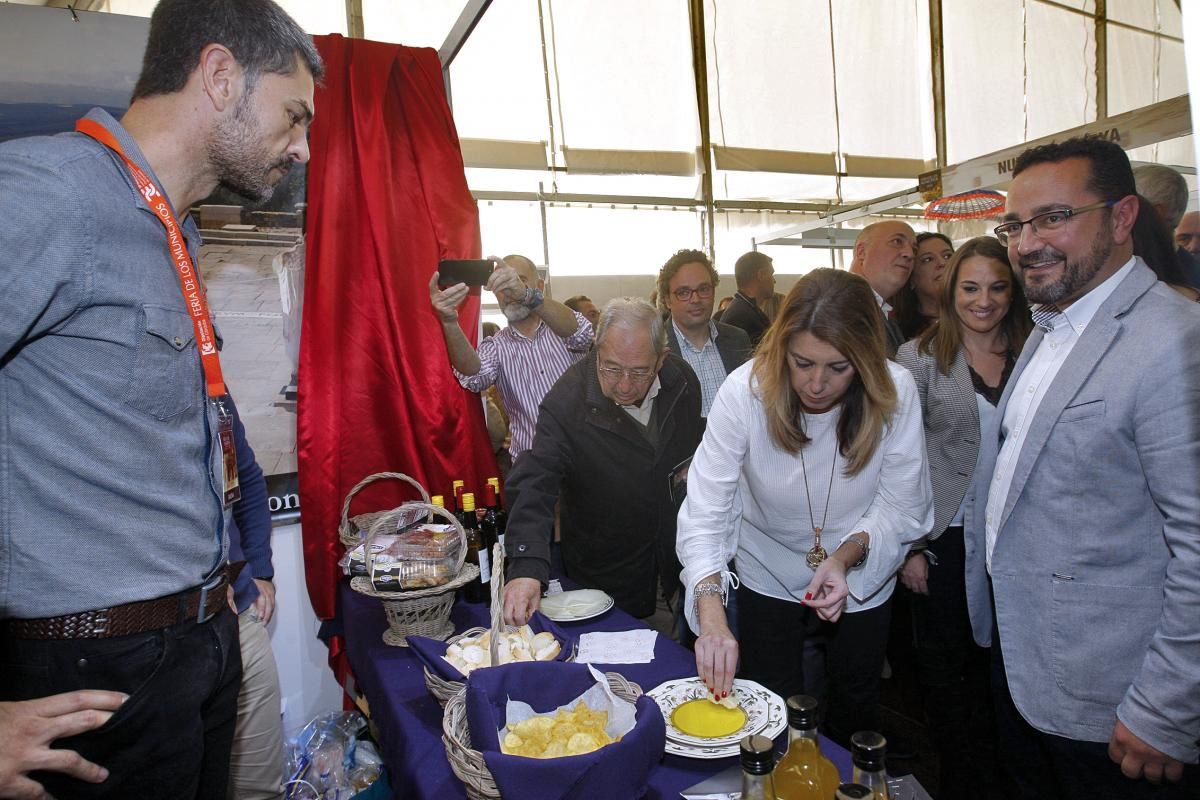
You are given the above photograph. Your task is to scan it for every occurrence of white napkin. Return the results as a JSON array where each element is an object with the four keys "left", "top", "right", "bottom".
[{"left": 575, "top": 629, "right": 658, "bottom": 664}]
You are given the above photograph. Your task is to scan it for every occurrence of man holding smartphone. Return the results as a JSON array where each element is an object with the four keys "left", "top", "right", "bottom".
[{"left": 429, "top": 254, "right": 592, "bottom": 462}]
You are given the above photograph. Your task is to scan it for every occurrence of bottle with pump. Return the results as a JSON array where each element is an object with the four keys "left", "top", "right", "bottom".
[
  {"left": 460, "top": 493, "right": 490, "bottom": 604},
  {"left": 738, "top": 735, "right": 777, "bottom": 800},
  {"left": 849, "top": 731, "right": 890, "bottom": 799},
  {"left": 773, "top": 695, "right": 839, "bottom": 799}
]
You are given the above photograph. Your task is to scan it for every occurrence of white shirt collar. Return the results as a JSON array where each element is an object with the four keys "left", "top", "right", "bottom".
[
  {"left": 870, "top": 288, "right": 893, "bottom": 315},
  {"left": 620, "top": 375, "right": 661, "bottom": 425},
  {"left": 671, "top": 318, "right": 718, "bottom": 352},
  {"left": 1058, "top": 255, "right": 1137, "bottom": 335}
]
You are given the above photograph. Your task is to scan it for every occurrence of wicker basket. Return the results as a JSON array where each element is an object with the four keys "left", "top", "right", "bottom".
[
  {"left": 349, "top": 502, "right": 478, "bottom": 646},
  {"left": 422, "top": 545, "right": 576, "bottom": 704},
  {"left": 338, "top": 472, "right": 431, "bottom": 549},
  {"left": 441, "top": 670, "right": 643, "bottom": 800}
]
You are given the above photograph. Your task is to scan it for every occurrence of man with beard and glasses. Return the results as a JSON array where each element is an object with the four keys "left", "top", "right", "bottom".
[
  {"left": 0, "top": 1, "right": 322, "bottom": 797},
  {"left": 429, "top": 254, "right": 592, "bottom": 462},
  {"left": 962, "top": 137, "right": 1200, "bottom": 799}
]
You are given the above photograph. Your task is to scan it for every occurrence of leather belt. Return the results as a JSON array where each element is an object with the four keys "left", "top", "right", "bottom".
[{"left": 3, "top": 563, "right": 243, "bottom": 640}]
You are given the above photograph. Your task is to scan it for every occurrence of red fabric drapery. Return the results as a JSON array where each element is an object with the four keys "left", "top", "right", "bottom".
[{"left": 299, "top": 35, "right": 498, "bottom": 623}]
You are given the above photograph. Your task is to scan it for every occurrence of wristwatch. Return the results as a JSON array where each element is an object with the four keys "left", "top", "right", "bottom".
[{"left": 522, "top": 287, "right": 545, "bottom": 310}]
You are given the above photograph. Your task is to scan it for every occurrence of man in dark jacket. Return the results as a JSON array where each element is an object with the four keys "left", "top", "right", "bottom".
[
  {"left": 658, "top": 248, "right": 753, "bottom": 418},
  {"left": 719, "top": 251, "right": 775, "bottom": 346},
  {"left": 501, "top": 298, "right": 703, "bottom": 629}
]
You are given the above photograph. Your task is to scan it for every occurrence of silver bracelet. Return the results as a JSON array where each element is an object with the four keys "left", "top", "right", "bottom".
[
  {"left": 692, "top": 582, "right": 724, "bottom": 614},
  {"left": 844, "top": 533, "right": 869, "bottom": 569}
]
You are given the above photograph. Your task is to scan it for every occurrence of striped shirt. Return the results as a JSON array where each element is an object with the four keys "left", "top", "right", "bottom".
[
  {"left": 454, "top": 311, "right": 592, "bottom": 459},
  {"left": 671, "top": 318, "right": 728, "bottom": 416}
]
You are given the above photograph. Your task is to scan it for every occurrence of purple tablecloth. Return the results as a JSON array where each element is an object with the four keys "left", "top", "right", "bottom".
[{"left": 339, "top": 581, "right": 852, "bottom": 799}]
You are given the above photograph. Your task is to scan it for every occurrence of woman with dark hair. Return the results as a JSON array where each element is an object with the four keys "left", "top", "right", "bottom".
[
  {"left": 893, "top": 232, "right": 955, "bottom": 340},
  {"left": 895, "top": 236, "right": 1031, "bottom": 796},
  {"left": 678, "top": 268, "right": 933, "bottom": 743},
  {"left": 1132, "top": 195, "right": 1200, "bottom": 301}
]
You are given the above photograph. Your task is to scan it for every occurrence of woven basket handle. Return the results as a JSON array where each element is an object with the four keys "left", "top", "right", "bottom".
[
  {"left": 488, "top": 543, "right": 506, "bottom": 664},
  {"left": 363, "top": 501, "right": 469, "bottom": 581},
  {"left": 339, "top": 472, "right": 431, "bottom": 536}
]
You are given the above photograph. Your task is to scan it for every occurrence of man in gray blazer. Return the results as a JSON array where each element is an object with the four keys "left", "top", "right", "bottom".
[
  {"left": 965, "top": 137, "right": 1200, "bottom": 798},
  {"left": 658, "top": 249, "right": 753, "bottom": 417}
]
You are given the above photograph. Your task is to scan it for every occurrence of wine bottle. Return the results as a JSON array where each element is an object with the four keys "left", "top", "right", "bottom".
[
  {"left": 486, "top": 476, "right": 507, "bottom": 547},
  {"left": 849, "top": 731, "right": 890, "bottom": 799},
  {"left": 774, "top": 695, "right": 840, "bottom": 799},
  {"left": 460, "top": 492, "right": 490, "bottom": 604},
  {"left": 739, "top": 735, "right": 777, "bottom": 800},
  {"left": 481, "top": 484, "right": 500, "bottom": 554},
  {"left": 451, "top": 479, "right": 465, "bottom": 516}
]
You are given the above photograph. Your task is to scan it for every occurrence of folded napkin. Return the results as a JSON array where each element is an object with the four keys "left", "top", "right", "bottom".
[
  {"left": 407, "top": 612, "right": 574, "bottom": 682},
  {"left": 465, "top": 661, "right": 665, "bottom": 800},
  {"left": 576, "top": 629, "right": 658, "bottom": 664}
]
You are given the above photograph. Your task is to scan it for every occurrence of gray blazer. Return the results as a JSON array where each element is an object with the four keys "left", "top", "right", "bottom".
[
  {"left": 895, "top": 340, "right": 979, "bottom": 541},
  {"left": 665, "top": 320, "right": 753, "bottom": 377},
  {"left": 963, "top": 259, "right": 1200, "bottom": 762}
]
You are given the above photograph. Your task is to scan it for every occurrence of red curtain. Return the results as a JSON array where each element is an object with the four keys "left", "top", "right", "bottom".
[{"left": 299, "top": 34, "right": 498, "bottom": 625}]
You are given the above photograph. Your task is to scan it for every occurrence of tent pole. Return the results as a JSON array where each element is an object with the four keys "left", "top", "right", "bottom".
[
  {"left": 928, "top": 0, "right": 947, "bottom": 171},
  {"left": 687, "top": 0, "right": 717, "bottom": 264}
]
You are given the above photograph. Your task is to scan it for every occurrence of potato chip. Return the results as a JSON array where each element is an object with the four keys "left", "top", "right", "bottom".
[{"left": 499, "top": 702, "right": 618, "bottom": 758}]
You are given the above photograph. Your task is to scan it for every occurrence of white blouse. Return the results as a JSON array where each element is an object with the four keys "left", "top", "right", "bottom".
[{"left": 677, "top": 360, "right": 934, "bottom": 633}]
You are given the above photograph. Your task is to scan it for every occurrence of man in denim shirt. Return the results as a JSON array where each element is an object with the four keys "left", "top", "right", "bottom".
[{"left": 0, "top": 1, "right": 322, "bottom": 797}]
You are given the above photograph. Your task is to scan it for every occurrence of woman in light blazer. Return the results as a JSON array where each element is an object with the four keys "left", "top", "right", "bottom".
[{"left": 895, "top": 236, "right": 1031, "bottom": 797}]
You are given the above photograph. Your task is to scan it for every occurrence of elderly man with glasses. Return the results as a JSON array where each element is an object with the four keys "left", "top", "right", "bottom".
[
  {"left": 658, "top": 249, "right": 753, "bottom": 418},
  {"left": 501, "top": 298, "right": 703, "bottom": 634}
]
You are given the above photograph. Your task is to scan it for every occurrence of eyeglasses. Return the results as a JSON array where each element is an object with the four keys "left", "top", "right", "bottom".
[
  {"left": 597, "top": 365, "right": 655, "bottom": 383},
  {"left": 993, "top": 200, "right": 1115, "bottom": 246},
  {"left": 671, "top": 284, "right": 715, "bottom": 301}
]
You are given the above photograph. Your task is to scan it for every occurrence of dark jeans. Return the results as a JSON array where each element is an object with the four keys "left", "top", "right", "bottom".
[
  {"left": 911, "top": 527, "right": 996, "bottom": 796},
  {"left": 737, "top": 584, "right": 892, "bottom": 746},
  {"left": 990, "top": 597, "right": 1199, "bottom": 799},
  {"left": 0, "top": 607, "right": 242, "bottom": 799}
]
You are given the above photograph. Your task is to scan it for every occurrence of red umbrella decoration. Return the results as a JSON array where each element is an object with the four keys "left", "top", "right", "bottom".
[{"left": 924, "top": 189, "right": 1006, "bottom": 221}]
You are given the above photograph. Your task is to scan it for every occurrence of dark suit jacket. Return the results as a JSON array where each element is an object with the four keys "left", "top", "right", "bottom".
[
  {"left": 665, "top": 320, "right": 753, "bottom": 377},
  {"left": 503, "top": 354, "right": 703, "bottom": 617},
  {"left": 719, "top": 292, "right": 771, "bottom": 346},
  {"left": 1176, "top": 246, "right": 1200, "bottom": 290}
]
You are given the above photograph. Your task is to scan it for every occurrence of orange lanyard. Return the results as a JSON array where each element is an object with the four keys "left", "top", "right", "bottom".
[{"left": 76, "top": 118, "right": 227, "bottom": 399}]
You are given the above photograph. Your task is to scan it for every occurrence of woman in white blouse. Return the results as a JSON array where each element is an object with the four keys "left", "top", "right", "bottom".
[{"left": 678, "top": 268, "right": 933, "bottom": 743}]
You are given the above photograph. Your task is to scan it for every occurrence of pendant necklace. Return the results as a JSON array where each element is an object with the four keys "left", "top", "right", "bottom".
[{"left": 799, "top": 425, "right": 838, "bottom": 569}]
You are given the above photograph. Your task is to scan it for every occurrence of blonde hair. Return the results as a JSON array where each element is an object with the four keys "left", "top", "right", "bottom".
[{"left": 752, "top": 269, "right": 897, "bottom": 475}]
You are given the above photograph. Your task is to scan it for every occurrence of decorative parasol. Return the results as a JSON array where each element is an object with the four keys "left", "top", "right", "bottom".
[{"left": 924, "top": 189, "right": 1006, "bottom": 221}]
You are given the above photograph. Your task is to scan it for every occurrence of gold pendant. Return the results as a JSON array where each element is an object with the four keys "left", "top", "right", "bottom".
[{"left": 806, "top": 544, "right": 828, "bottom": 569}]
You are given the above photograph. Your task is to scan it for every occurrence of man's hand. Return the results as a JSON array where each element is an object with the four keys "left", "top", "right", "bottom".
[
  {"left": 1108, "top": 719, "right": 1186, "bottom": 783},
  {"left": 898, "top": 552, "right": 929, "bottom": 595},
  {"left": 0, "top": 691, "right": 127, "bottom": 799},
  {"left": 503, "top": 577, "right": 542, "bottom": 627},
  {"left": 485, "top": 261, "right": 527, "bottom": 306},
  {"left": 253, "top": 579, "right": 276, "bottom": 625},
  {"left": 802, "top": 557, "right": 850, "bottom": 622},
  {"left": 429, "top": 271, "right": 469, "bottom": 323}
]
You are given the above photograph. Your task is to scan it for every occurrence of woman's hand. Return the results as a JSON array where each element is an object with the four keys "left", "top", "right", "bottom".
[
  {"left": 899, "top": 552, "right": 929, "bottom": 595},
  {"left": 694, "top": 593, "right": 738, "bottom": 698},
  {"left": 803, "top": 556, "right": 849, "bottom": 622}
]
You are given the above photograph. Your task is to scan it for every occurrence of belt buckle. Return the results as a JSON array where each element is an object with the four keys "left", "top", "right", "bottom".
[{"left": 196, "top": 571, "right": 225, "bottom": 625}]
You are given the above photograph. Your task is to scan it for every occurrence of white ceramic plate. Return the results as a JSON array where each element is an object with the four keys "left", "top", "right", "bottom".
[
  {"left": 648, "top": 677, "right": 786, "bottom": 760},
  {"left": 649, "top": 678, "right": 770, "bottom": 748},
  {"left": 538, "top": 589, "right": 615, "bottom": 622}
]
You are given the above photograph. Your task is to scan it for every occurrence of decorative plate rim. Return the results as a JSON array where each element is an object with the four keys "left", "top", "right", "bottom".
[{"left": 648, "top": 677, "right": 781, "bottom": 750}]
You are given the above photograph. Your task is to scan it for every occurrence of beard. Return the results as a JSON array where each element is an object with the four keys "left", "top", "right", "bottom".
[
  {"left": 208, "top": 93, "right": 291, "bottom": 202},
  {"left": 1017, "top": 234, "right": 1113, "bottom": 306},
  {"left": 501, "top": 301, "right": 533, "bottom": 322}
]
